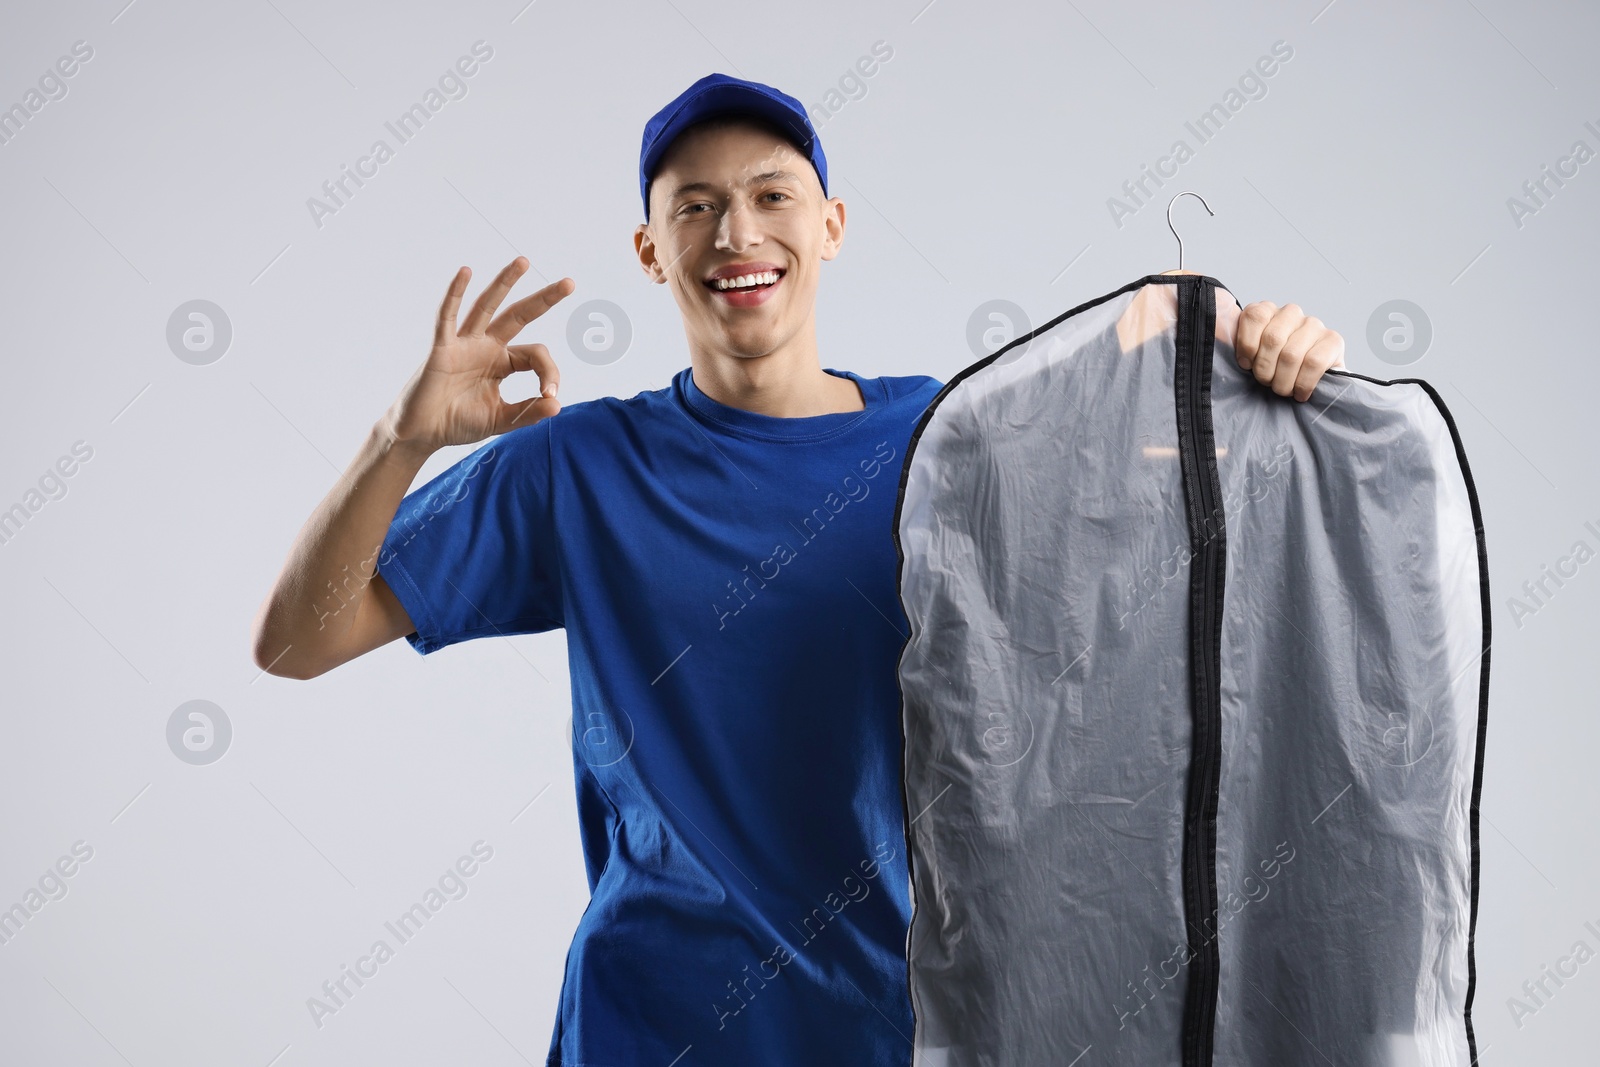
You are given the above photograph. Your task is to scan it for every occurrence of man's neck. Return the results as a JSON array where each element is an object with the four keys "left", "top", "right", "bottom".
[{"left": 689, "top": 334, "right": 864, "bottom": 418}]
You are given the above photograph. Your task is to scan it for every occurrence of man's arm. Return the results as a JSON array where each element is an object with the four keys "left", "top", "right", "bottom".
[
  {"left": 250, "top": 257, "right": 572, "bottom": 680},
  {"left": 249, "top": 426, "right": 434, "bottom": 679}
]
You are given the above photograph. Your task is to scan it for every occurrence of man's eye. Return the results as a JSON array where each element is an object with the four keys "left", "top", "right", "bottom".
[{"left": 763, "top": 192, "right": 790, "bottom": 203}]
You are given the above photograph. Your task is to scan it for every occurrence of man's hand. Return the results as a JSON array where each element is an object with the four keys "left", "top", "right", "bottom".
[
  {"left": 1234, "top": 301, "right": 1345, "bottom": 403},
  {"left": 384, "top": 256, "right": 575, "bottom": 455}
]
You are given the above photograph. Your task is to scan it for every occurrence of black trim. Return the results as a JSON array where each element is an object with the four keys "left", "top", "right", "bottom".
[{"left": 1174, "top": 277, "right": 1225, "bottom": 1067}]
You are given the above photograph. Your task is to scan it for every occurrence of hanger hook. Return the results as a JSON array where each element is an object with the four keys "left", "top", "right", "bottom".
[{"left": 1166, "top": 190, "right": 1214, "bottom": 272}]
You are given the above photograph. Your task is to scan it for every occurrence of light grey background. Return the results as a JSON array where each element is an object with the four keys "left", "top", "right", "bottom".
[{"left": 1, "top": 0, "right": 1594, "bottom": 1063}]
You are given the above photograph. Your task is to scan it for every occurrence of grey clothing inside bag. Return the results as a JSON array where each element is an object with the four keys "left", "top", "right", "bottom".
[{"left": 892, "top": 274, "right": 1490, "bottom": 1066}]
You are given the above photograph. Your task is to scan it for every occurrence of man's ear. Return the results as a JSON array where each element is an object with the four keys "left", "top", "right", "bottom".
[
  {"left": 634, "top": 223, "right": 666, "bottom": 283},
  {"left": 819, "top": 196, "right": 846, "bottom": 262}
]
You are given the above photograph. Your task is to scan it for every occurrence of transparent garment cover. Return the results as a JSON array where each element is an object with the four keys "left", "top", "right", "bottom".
[{"left": 893, "top": 275, "right": 1488, "bottom": 1067}]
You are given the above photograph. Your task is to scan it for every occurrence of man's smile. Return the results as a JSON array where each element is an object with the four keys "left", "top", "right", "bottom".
[{"left": 703, "top": 261, "right": 787, "bottom": 307}]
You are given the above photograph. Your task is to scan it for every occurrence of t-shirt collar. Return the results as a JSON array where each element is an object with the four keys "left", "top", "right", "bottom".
[{"left": 676, "top": 365, "right": 885, "bottom": 442}]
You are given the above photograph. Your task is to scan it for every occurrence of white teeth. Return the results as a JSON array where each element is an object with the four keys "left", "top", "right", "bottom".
[{"left": 713, "top": 270, "right": 780, "bottom": 290}]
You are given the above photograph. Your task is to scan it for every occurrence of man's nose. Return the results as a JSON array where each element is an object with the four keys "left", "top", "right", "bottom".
[{"left": 715, "top": 200, "right": 762, "bottom": 251}]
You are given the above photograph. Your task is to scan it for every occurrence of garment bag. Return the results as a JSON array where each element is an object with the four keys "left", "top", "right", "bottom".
[{"left": 892, "top": 273, "right": 1490, "bottom": 1066}]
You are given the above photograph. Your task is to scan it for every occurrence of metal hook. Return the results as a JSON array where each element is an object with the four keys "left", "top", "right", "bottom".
[{"left": 1166, "top": 191, "right": 1214, "bottom": 272}]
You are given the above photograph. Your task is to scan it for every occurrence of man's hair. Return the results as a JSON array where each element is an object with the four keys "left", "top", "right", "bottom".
[{"left": 647, "top": 113, "right": 815, "bottom": 219}]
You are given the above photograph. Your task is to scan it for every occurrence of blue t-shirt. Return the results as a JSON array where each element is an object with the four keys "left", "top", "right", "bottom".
[{"left": 376, "top": 365, "right": 944, "bottom": 1066}]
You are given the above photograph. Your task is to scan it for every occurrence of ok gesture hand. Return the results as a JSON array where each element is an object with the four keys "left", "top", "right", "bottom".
[{"left": 388, "top": 257, "right": 575, "bottom": 454}]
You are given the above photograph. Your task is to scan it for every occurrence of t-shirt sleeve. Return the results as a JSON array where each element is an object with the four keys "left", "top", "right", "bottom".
[{"left": 375, "top": 420, "right": 564, "bottom": 655}]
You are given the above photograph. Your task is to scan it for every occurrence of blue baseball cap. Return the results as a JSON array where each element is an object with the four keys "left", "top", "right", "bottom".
[{"left": 639, "top": 73, "right": 828, "bottom": 219}]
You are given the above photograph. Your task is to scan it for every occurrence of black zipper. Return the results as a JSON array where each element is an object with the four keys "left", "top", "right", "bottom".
[{"left": 1174, "top": 276, "right": 1224, "bottom": 1067}]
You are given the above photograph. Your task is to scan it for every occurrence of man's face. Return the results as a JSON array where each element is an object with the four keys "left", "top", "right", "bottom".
[{"left": 635, "top": 121, "right": 844, "bottom": 361}]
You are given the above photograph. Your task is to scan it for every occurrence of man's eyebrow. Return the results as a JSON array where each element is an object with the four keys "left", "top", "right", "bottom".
[
  {"left": 667, "top": 170, "right": 803, "bottom": 201},
  {"left": 666, "top": 181, "right": 716, "bottom": 201}
]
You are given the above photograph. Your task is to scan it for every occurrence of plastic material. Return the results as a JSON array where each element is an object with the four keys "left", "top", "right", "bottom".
[{"left": 892, "top": 274, "right": 1490, "bottom": 1066}]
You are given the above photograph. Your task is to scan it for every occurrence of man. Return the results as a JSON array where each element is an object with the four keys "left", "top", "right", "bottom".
[{"left": 251, "top": 73, "right": 1345, "bottom": 1066}]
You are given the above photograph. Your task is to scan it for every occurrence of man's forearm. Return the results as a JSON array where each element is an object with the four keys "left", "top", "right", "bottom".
[{"left": 250, "top": 419, "right": 433, "bottom": 678}]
